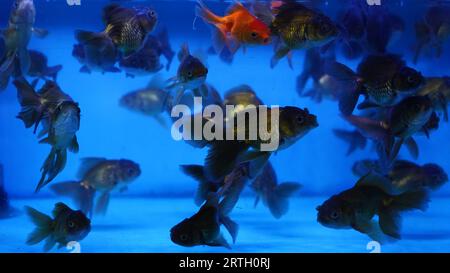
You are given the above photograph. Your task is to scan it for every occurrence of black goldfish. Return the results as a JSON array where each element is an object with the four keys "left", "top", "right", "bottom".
[
  {"left": 0, "top": 164, "right": 20, "bottom": 219},
  {"left": 170, "top": 193, "right": 237, "bottom": 248},
  {"left": 103, "top": 4, "right": 158, "bottom": 55},
  {"left": 352, "top": 159, "right": 448, "bottom": 194},
  {"left": 25, "top": 202, "right": 91, "bottom": 252},
  {"left": 73, "top": 30, "right": 120, "bottom": 74},
  {"left": 317, "top": 173, "right": 429, "bottom": 241},
  {"left": 166, "top": 44, "right": 208, "bottom": 104},
  {"left": 326, "top": 54, "right": 424, "bottom": 115}
]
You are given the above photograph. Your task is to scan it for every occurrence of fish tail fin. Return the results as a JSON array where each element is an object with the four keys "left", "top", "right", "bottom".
[
  {"left": 324, "top": 61, "right": 360, "bottom": 115},
  {"left": 94, "top": 192, "right": 110, "bottom": 216},
  {"left": 195, "top": 0, "right": 224, "bottom": 25},
  {"left": 180, "top": 165, "right": 216, "bottom": 206},
  {"left": 36, "top": 146, "right": 67, "bottom": 192},
  {"left": 157, "top": 27, "right": 175, "bottom": 70},
  {"left": 45, "top": 65, "right": 63, "bottom": 81},
  {"left": 343, "top": 115, "right": 393, "bottom": 170},
  {"left": 333, "top": 129, "right": 367, "bottom": 156},
  {"left": 13, "top": 78, "right": 43, "bottom": 131},
  {"left": 50, "top": 181, "right": 96, "bottom": 218},
  {"left": 220, "top": 215, "right": 239, "bottom": 244},
  {"left": 266, "top": 182, "right": 302, "bottom": 219},
  {"left": 24, "top": 206, "right": 53, "bottom": 246},
  {"left": 378, "top": 190, "right": 429, "bottom": 239},
  {"left": 296, "top": 71, "right": 310, "bottom": 96},
  {"left": 75, "top": 30, "right": 104, "bottom": 44},
  {"left": 0, "top": 52, "right": 16, "bottom": 90},
  {"left": 195, "top": 0, "right": 230, "bottom": 54}
]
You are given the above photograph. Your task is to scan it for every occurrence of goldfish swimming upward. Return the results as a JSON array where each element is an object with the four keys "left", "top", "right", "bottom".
[{"left": 195, "top": 0, "right": 271, "bottom": 55}]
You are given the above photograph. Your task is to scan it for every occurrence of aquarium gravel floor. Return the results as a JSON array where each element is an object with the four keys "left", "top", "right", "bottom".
[{"left": 1, "top": 196, "right": 449, "bottom": 253}]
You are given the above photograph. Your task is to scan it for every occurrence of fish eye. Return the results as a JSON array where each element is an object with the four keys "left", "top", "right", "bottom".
[
  {"left": 127, "top": 168, "right": 135, "bottom": 175},
  {"left": 251, "top": 32, "right": 258, "bottom": 39},
  {"left": 330, "top": 211, "right": 340, "bottom": 220},
  {"left": 320, "top": 23, "right": 330, "bottom": 33},
  {"left": 407, "top": 75, "right": 416, "bottom": 83},
  {"left": 187, "top": 71, "right": 193, "bottom": 78},
  {"left": 296, "top": 115, "right": 305, "bottom": 124},
  {"left": 148, "top": 10, "right": 156, "bottom": 17},
  {"left": 180, "top": 234, "right": 189, "bottom": 241},
  {"left": 68, "top": 221, "right": 75, "bottom": 228},
  {"left": 413, "top": 103, "right": 422, "bottom": 112}
]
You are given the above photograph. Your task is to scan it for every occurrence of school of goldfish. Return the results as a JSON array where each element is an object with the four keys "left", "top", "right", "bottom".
[{"left": 0, "top": 0, "right": 450, "bottom": 251}]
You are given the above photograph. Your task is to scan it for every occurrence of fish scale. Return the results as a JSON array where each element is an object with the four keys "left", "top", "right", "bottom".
[{"left": 121, "top": 20, "right": 144, "bottom": 53}]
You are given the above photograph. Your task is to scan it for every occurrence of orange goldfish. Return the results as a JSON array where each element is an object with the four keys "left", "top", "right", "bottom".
[{"left": 195, "top": 0, "right": 271, "bottom": 54}]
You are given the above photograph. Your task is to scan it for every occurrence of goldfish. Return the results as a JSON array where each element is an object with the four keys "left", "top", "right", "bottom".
[
  {"left": 222, "top": 84, "right": 263, "bottom": 118},
  {"left": 195, "top": 0, "right": 271, "bottom": 56},
  {"left": 296, "top": 48, "right": 340, "bottom": 101},
  {"left": 170, "top": 193, "right": 237, "bottom": 248},
  {"left": 166, "top": 44, "right": 208, "bottom": 104},
  {"left": 50, "top": 158, "right": 141, "bottom": 217},
  {"left": 14, "top": 79, "right": 80, "bottom": 192},
  {"left": 326, "top": 54, "right": 424, "bottom": 115},
  {"left": 317, "top": 173, "right": 430, "bottom": 241},
  {"left": 204, "top": 106, "right": 318, "bottom": 181},
  {"left": 0, "top": 0, "right": 47, "bottom": 90},
  {"left": 119, "top": 28, "right": 175, "bottom": 78},
  {"left": 256, "top": 0, "right": 338, "bottom": 68},
  {"left": 73, "top": 30, "right": 120, "bottom": 74},
  {"left": 251, "top": 162, "right": 301, "bottom": 219},
  {"left": 345, "top": 96, "right": 434, "bottom": 170},
  {"left": 120, "top": 75, "right": 171, "bottom": 127},
  {"left": 413, "top": 4, "right": 450, "bottom": 64},
  {"left": 352, "top": 159, "right": 448, "bottom": 194},
  {"left": 0, "top": 164, "right": 20, "bottom": 219},
  {"left": 103, "top": 4, "right": 158, "bottom": 55},
  {"left": 25, "top": 202, "right": 91, "bottom": 252},
  {"left": 333, "top": 129, "right": 367, "bottom": 156},
  {"left": 20, "top": 50, "right": 62, "bottom": 81}
]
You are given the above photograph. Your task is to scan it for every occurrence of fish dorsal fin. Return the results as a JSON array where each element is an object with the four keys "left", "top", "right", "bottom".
[
  {"left": 39, "top": 81, "right": 72, "bottom": 103},
  {"left": 226, "top": 1, "right": 246, "bottom": 15},
  {"left": 77, "top": 157, "right": 107, "bottom": 179},
  {"left": 177, "top": 43, "right": 190, "bottom": 62},
  {"left": 52, "top": 202, "right": 71, "bottom": 218},
  {"left": 147, "top": 74, "right": 165, "bottom": 90},
  {"left": 192, "top": 48, "right": 208, "bottom": 67},
  {"left": 355, "top": 172, "right": 399, "bottom": 195}
]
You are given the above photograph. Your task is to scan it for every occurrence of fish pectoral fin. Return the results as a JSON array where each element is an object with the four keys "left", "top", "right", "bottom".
[
  {"left": 352, "top": 220, "right": 393, "bottom": 244},
  {"left": 206, "top": 233, "right": 231, "bottom": 249},
  {"left": 241, "top": 151, "right": 271, "bottom": 178},
  {"left": 18, "top": 48, "right": 31, "bottom": 75},
  {"left": 32, "top": 28, "right": 49, "bottom": 39},
  {"left": 378, "top": 209, "right": 402, "bottom": 240},
  {"left": 404, "top": 137, "right": 419, "bottom": 160},
  {"left": 357, "top": 99, "right": 379, "bottom": 110},
  {"left": 270, "top": 45, "right": 290, "bottom": 69},
  {"left": 204, "top": 141, "right": 250, "bottom": 181},
  {"left": 79, "top": 65, "right": 91, "bottom": 74},
  {"left": 95, "top": 192, "right": 111, "bottom": 216},
  {"left": 69, "top": 136, "right": 79, "bottom": 153},
  {"left": 43, "top": 236, "right": 57, "bottom": 252}
]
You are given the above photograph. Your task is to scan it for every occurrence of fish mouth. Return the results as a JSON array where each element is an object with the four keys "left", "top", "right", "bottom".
[{"left": 309, "top": 115, "right": 319, "bottom": 128}]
